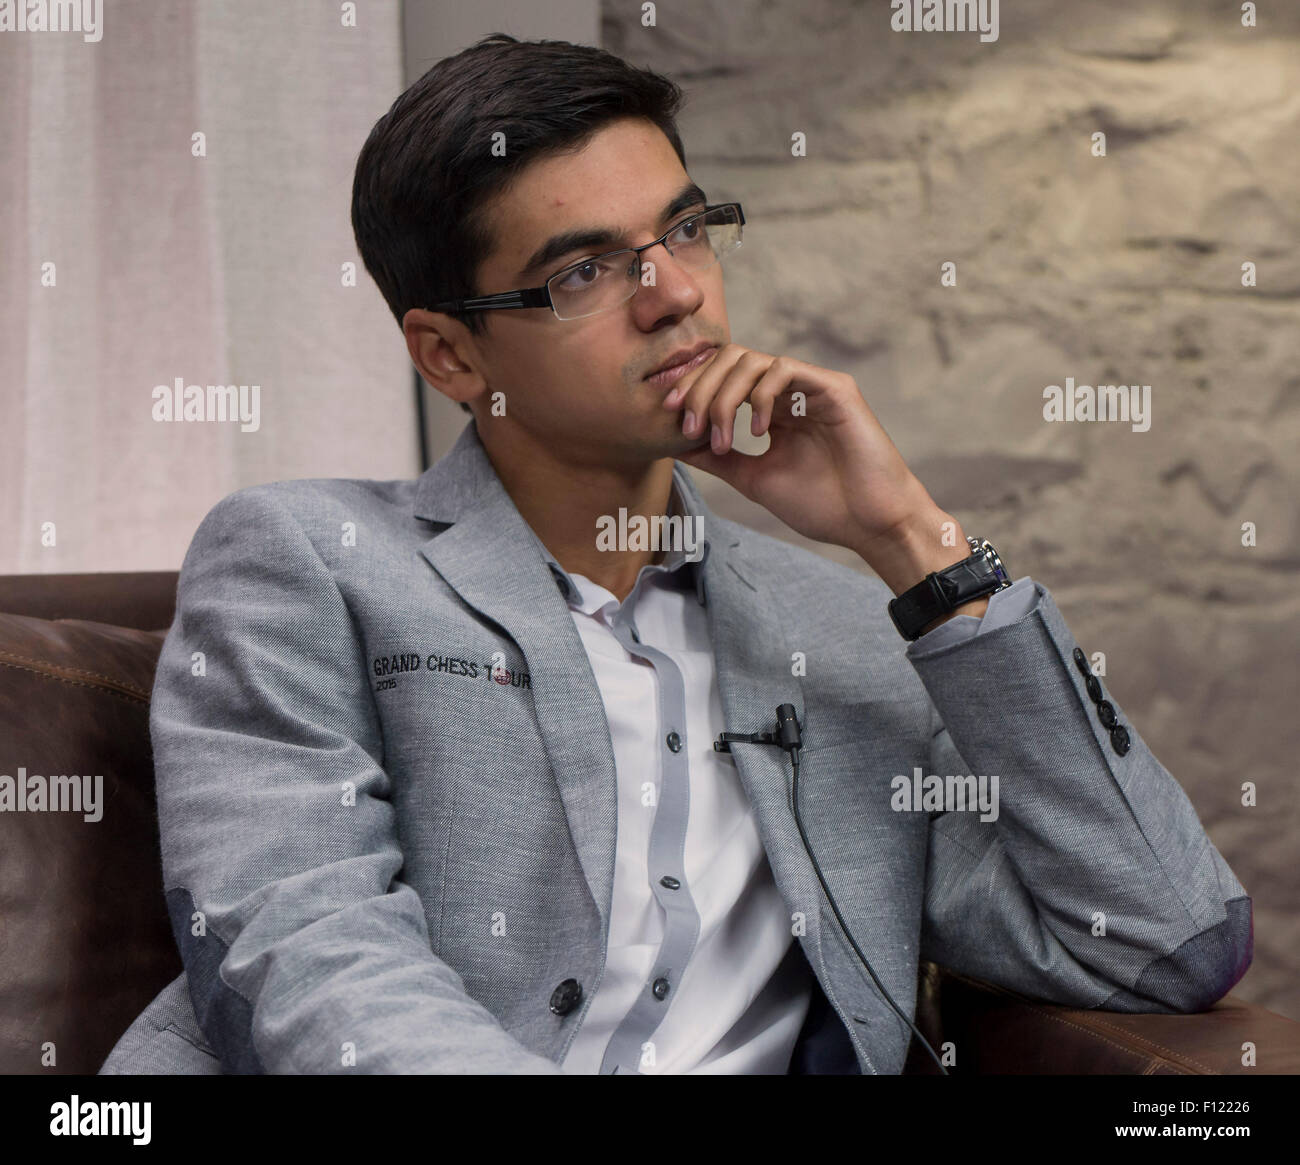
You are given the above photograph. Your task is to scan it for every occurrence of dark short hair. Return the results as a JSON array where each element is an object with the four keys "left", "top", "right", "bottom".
[{"left": 351, "top": 33, "right": 688, "bottom": 414}]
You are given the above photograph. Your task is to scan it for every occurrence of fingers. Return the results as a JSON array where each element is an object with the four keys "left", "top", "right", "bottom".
[
  {"left": 746, "top": 358, "right": 793, "bottom": 438},
  {"left": 664, "top": 344, "right": 742, "bottom": 441},
  {"left": 666, "top": 344, "right": 786, "bottom": 454},
  {"left": 705, "top": 350, "right": 772, "bottom": 452}
]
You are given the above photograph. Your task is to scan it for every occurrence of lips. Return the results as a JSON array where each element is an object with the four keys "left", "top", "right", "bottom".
[{"left": 644, "top": 341, "right": 717, "bottom": 381}]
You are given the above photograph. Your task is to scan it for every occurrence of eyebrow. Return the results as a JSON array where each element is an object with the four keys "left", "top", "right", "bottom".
[{"left": 517, "top": 181, "right": 710, "bottom": 281}]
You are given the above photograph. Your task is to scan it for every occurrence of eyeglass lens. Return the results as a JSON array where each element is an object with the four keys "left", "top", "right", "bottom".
[{"left": 547, "top": 205, "right": 742, "bottom": 320}]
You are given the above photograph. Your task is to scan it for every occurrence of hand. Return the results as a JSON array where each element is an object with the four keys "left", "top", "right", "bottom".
[{"left": 664, "top": 343, "right": 975, "bottom": 598}]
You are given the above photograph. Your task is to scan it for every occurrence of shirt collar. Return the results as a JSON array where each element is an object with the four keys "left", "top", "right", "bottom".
[{"left": 540, "top": 474, "right": 710, "bottom": 610}]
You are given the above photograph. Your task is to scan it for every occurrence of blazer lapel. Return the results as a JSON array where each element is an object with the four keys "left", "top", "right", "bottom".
[
  {"left": 414, "top": 423, "right": 621, "bottom": 931},
  {"left": 691, "top": 499, "right": 831, "bottom": 952},
  {"left": 699, "top": 525, "right": 882, "bottom": 1071}
]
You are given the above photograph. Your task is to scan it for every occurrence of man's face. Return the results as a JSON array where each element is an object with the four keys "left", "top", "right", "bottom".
[{"left": 465, "top": 116, "right": 731, "bottom": 465}]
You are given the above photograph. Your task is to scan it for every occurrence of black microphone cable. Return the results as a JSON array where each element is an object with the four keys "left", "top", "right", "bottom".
[{"left": 717, "top": 703, "right": 949, "bottom": 1076}]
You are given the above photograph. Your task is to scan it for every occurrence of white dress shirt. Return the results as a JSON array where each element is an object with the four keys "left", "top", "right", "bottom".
[{"left": 556, "top": 559, "right": 814, "bottom": 1074}]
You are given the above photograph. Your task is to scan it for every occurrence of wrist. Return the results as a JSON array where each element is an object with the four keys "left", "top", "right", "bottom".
[
  {"left": 859, "top": 511, "right": 996, "bottom": 635},
  {"left": 853, "top": 508, "right": 971, "bottom": 597}
]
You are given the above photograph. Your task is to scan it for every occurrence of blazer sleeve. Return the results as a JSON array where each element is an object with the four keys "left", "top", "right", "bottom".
[
  {"left": 904, "top": 582, "right": 1252, "bottom": 1013},
  {"left": 151, "top": 486, "right": 563, "bottom": 1073}
]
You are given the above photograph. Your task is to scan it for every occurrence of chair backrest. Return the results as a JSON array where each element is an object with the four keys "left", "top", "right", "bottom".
[
  {"left": 0, "top": 572, "right": 181, "bottom": 1073},
  {"left": 0, "top": 571, "right": 179, "bottom": 631}
]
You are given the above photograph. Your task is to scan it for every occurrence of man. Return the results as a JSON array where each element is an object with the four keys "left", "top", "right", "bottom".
[{"left": 101, "top": 33, "right": 1251, "bottom": 1075}]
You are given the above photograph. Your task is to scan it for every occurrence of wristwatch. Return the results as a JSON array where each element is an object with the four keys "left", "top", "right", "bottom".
[{"left": 888, "top": 537, "right": 1012, "bottom": 641}]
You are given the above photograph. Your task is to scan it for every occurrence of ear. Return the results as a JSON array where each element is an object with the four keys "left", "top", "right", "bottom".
[{"left": 402, "top": 308, "right": 486, "bottom": 408}]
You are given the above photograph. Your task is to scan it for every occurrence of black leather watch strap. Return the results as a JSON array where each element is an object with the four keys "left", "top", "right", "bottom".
[{"left": 888, "top": 538, "right": 1011, "bottom": 641}]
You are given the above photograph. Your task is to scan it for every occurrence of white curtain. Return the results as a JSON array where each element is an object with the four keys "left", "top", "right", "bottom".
[{"left": 0, "top": 0, "right": 413, "bottom": 572}]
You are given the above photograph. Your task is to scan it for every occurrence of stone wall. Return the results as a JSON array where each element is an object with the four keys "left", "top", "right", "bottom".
[{"left": 604, "top": 0, "right": 1298, "bottom": 1019}]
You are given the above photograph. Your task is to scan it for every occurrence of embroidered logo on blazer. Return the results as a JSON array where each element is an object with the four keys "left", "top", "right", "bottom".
[{"left": 371, "top": 652, "right": 531, "bottom": 691}]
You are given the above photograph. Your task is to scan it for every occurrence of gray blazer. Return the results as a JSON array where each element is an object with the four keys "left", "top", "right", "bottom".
[{"left": 100, "top": 419, "right": 1252, "bottom": 1074}]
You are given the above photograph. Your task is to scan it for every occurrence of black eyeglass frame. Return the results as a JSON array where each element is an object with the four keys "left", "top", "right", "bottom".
[{"left": 428, "top": 202, "right": 745, "bottom": 318}]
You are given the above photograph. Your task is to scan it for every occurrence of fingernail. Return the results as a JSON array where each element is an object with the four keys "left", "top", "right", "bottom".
[
  {"left": 683, "top": 410, "right": 695, "bottom": 434},
  {"left": 711, "top": 424, "right": 722, "bottom": 452}
]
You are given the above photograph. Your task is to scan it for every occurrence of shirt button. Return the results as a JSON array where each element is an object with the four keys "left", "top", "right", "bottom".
[
  {"left": 1072, "top": 647, "right": 1090, "bottom": 676},
  {"left": 666, "top": 731, "right": 681, "bottom": 752},
  {"left": 548, "top": 978, "right": 583, "bottom": 1016},
  {"left": 1096, "top": 699, "right": 1118, "bottom": 729},
  {"left": 652, "top": 977, "right": 671, "bottom": 1000},
  {"left": 1110, "top": 725, "right": 1131, "bottom": 756},
  {"left": 659, "top": 875, "right": 681, "bottom": 890},
  {"left": 1084, "top": 674, "right": 1102, "bottom": 703}
]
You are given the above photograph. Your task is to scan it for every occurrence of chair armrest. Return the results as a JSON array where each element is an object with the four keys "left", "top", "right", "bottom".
[{"left": 906, "top": 962, "right": 1300, "bottom": 1075}]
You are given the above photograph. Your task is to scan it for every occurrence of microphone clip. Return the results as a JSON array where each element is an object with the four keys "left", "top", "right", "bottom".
[
  {"left": 713, "top": 729, "right": 779, "bottom": 752},
  {"left": 713, "top": 703, "right": 802, "bottom": 768},
  {"left": 714, "top": 704, "right": 803, "bottom": 814}
]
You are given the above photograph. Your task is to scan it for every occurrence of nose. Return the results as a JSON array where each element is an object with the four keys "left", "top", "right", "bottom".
[{"left": 630, "top": 240, "right": 706, "bottom": 321}]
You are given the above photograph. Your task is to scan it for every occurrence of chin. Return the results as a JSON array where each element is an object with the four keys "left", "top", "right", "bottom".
[
  {"left": 677, "top": 427, "right": 714, "bottom": 454},
  {"left": 645, "top": 418, "right": 703, "bottom": 456}
]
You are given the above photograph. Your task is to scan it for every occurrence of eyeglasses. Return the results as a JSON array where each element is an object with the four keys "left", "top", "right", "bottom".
[{"left": 429, "top": 202, "right": 745, "bottom": 322}]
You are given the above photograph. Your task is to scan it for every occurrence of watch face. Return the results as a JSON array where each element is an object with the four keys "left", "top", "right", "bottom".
[{"left": 975, "top": 539, "right": 1010, "bottom": 587}]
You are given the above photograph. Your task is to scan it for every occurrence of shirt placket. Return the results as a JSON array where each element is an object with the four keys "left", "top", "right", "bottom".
[{"left": 595, "top": 572, "right": 702, "bottom": 1076}]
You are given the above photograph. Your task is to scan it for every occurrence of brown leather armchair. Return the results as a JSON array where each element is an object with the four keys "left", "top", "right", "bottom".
[{"left": 1, "top": 571, "right": 1296, "bottom": 1075}]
